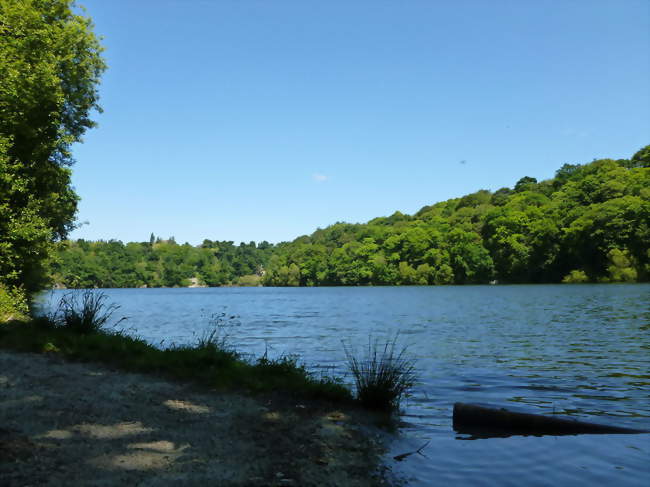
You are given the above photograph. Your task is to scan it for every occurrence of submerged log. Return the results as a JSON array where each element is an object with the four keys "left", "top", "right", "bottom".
[{"left": 453, "top": 403, "right": 649, "bottom": 437}]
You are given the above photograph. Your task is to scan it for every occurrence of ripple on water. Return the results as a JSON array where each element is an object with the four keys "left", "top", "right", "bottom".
[{"left": 40, "top": 284, "right": 650, "bottom": 486}]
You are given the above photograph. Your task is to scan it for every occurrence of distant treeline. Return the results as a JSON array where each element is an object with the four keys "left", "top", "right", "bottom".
[
  {"left": 52, "top": 146, "right": 649, "bottom": 288},
  {"left": 52, "top": 238, "right": 273, "bottom": 288}
]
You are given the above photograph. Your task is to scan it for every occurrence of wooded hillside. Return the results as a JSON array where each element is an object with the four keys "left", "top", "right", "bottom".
[{"left": 53, "top": 146, "right": 649, "bottom": 287}]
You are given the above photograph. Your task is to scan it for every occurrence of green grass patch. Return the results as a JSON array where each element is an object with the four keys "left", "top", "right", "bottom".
[{"left": 0, "top": 318, "right": 352, "bottom": 403}]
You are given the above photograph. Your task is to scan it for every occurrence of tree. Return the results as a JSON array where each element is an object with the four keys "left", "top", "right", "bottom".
[
  {"left": 0, "top": 0, "right": 106, "bottom": 307},
  {"left": 605, "top": 249, "right": 637, "bottom": 282},
  {"left": 514, "top": 176, "right": 538, "bottom": 193},
  {"left": 446, "top": 228, "right": 494, "bottom": 283},
  {"left": 553, "top": 163, "right": 582, "bottom": 188},
  {"left": 630, "top": 145, "right": 650, "bottom": 168}
]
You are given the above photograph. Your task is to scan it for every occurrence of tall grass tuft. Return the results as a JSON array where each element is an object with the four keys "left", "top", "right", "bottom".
[
  {"left": 187, "top": 311, "right": 240, "bottom": 367},
  {"left": 344, "top": 335, "right": 416, "bottom": 411},
  {"left": 195, "top": 312, "right": 236, "bottom": 352},
  {"left": 54, "top": 290, "right": 126, "bottom": 334}
]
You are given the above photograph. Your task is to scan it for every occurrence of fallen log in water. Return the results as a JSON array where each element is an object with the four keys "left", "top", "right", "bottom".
[{"left": 453, "top": 403, "right": 650, "bottom": 437}]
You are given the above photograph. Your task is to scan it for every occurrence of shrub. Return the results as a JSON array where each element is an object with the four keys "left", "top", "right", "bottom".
[
  {"left": 236, "top": 274, "right": 261, "bottom": 286},
  {"left": 0, "top": 285, "right": 28, "bottom": 322},
  {"left": 54, "top": 290, "right": 125, "bottom": 334},
  {"left": 606, "top": 249, "right": 638, "bottom": 282},
  {"left": 344, "top": 336, "right": 416, "bottom": 411},
  {"left": 562, "top": 269, "right": 589, "bottom": 283}
]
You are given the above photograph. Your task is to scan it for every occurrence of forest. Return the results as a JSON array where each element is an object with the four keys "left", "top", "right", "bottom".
[
  {"left": 51, "top": 146, "right": 649, "bottom": 288},
  {"left": 51, "top": 238, "right": 273, "bottom": 288}
]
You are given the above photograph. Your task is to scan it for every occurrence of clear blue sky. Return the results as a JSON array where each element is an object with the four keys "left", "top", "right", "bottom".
[{"left": 69, "top": 0, "right": 650, "bottom": 245}]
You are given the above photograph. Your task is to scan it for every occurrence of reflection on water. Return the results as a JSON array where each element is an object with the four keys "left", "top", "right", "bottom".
[{"left": 39, "top": 284, "right": 650, "bottom": 486}]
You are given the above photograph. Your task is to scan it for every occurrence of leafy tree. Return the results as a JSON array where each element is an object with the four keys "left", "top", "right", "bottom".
[
  {"left": 490, "top": 187, "right": 513, "bottom": 206},
  {"left": 554, "top": 163, "right": 582, "bottom": 188},
  {"left": 605, "top": 249, "right": 637, "bottom": 282},
  {"left": 630, "top": 145, "right": 650, "bottom": 168},
  {"left": 456, "top": 189, "right": 492, "bottom": 209},
  {"left": 397, "top": 261, "right": 418, "bottom": 285},
  {"left": 0, "top": 0, "right": 105, "bottom": 309},
  {"left": 447, "top": 228, "right": 494, "bottom": 283},
  {"left": 514, "top": 176, "right": 538, "bottom": 192}
]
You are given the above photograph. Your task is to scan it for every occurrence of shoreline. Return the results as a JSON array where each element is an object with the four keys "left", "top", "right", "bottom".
[{"left": 0, "top": 350, "right": 390, "bottom": 486}]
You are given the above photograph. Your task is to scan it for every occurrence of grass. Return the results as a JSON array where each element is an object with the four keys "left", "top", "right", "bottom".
[
  {"left": 2, "top": 291, "right": 420, "bottom": 410},
  {"left": 0, "top": 291, "right": 352, "bottom": 403},
  {"left": 0, "top": 320, "right": 352, "bottom": 401},
  {"left": 195, "top": 311, "right": 236, "bottom": 354},
  {"left": 344, "top": 335, "right": 416, "bottom": 411},
  {"left": 50, "top": 290, "right": 127, "bottom": 334}
]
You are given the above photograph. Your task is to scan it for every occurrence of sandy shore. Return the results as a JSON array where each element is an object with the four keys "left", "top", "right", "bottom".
[{"left": 0, "top": 351, "right": 389, "bottom": 486}]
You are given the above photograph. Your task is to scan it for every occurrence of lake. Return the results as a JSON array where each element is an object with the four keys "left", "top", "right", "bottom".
[{"left": 39, "top": 284, "right": 650, "bottom": 486}]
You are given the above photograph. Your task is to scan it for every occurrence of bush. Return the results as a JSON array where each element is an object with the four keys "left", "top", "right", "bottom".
[
  {"left": 236, "top": 274, "right": 261, "bottom": 286},
  {"left": 53, "top": 290, "right": 125, "bottom": 334},
  {"left": 0, "top": 285, "right": 28, "bottom": 322},
  {"left": 606, "top": 249, "right": 638, "bottom": 282},
  {"left": 344, "top": 336, "right": 416, "bottom": 411},
  {"left": 562, "top": 269, "right": 589, "bottom": 283}
]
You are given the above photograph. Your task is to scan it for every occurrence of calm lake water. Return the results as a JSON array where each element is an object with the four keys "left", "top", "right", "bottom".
[{"left": 40, "top": 284, "right": 650, "bottom": 486}]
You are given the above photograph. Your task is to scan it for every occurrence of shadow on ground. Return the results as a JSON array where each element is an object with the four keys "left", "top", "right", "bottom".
[{"left": 0, "top": 352, "right": 387, "bottom": 486}]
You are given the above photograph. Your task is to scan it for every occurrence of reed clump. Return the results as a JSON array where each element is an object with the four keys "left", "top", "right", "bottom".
[
  {"left": 51, "top": 290, "right": 126, "bottom": 334},
  {"left": 344, "top": 336, "right": 416, "bottom": 411}
]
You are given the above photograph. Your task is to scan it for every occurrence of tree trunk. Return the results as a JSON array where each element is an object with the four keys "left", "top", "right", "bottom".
[{"left": 453, "top": 403, "right": 649, "bottom": 437}]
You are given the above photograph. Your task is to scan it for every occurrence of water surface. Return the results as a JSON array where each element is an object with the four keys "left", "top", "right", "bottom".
[{"left": 40, "top": 284, "right": 650, "bottom": 486}]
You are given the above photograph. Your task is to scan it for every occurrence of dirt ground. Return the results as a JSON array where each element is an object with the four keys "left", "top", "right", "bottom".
[{"left": 0, "top": 351, "right": 390, "bottom": 486}]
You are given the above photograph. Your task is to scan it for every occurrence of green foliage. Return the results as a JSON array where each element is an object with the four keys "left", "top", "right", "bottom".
[
  {"left": 236, "top": 274, "right": 262, "bottom": 286},
  {"left": 514, "top": 176, "right": 538, "bottom": 193},
  {"left": 630, "top": 144, "right": 650, "bottom": 168},
  {"left": 51, "top": 148, "right": 650, "bottom": 287},
  {"left": 261, "top": 148, "right": 648, "bottom": 286},
  {"left": 344, "top": 336, "right": 416, "bottom": 411},
  {"left": 562, "top": 270, "right": 589, "bottom": 284},
  {"left": 0, "top": 284, "right": 28, "bottom": 321},
  {"left": 0, "top": 0, "right": 105, "bottom": 300},
  {"left": 51, "top": 238, "right": 274, "bottom": 288},
  {"left": 42, "top": 341, "right": 60, "bottom": 353},
  {"left": 605, "top": 249, "right": 638, "bottom": 282}
]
